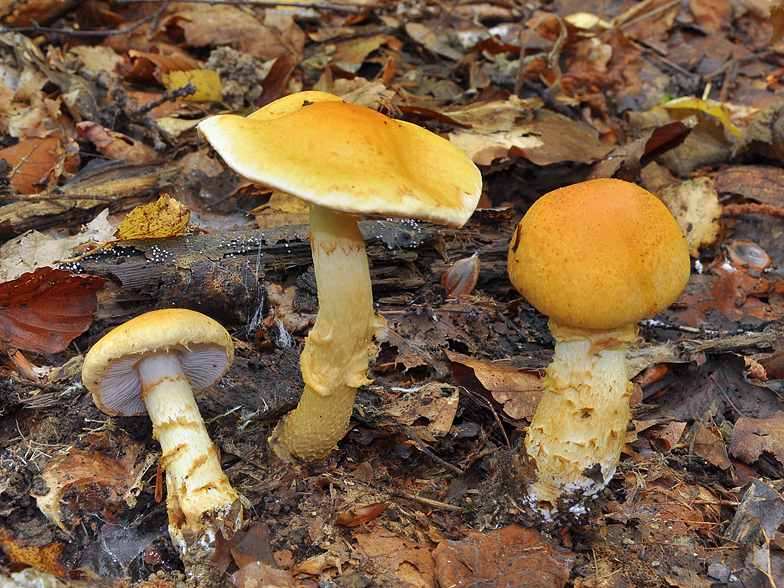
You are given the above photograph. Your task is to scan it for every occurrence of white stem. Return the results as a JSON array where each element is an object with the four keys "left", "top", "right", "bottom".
[
  {"left": 138, "top": 352, "right": 238, "bottom": 537},
  {"left": 269, "top": 206, "right": 386, "bottom": 461},
  {"left": 524, "top": 322, "right": 636, "bottom": 516}
]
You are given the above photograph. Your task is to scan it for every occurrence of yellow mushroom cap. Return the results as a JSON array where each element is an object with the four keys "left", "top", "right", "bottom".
[
  {"left": 82, "top": 309, "right": 234, "bottom": 416},
  {"left": 197, "top": 91, "right": 482, "bottom": 228},
  {"left": 507, "top": 178, "right": 690, "bottom": 330}
]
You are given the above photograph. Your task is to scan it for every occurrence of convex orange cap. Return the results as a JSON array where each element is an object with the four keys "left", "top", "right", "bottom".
[{"left": 507, "top": 178, "right": 690, "bottom": 330}]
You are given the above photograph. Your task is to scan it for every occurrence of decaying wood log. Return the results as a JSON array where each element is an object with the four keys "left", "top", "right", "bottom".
[
  {"left": 75, "top": 209, "right": 517, "bottom": 326},
  {"left": 0, "top": 160, "right": 180, "bottom": 234}
]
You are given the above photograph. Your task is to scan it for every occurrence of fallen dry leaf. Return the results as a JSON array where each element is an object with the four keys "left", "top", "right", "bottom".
[
  {"left": 0, "top": 209, "right": 116, "bottom": 283},
  {"left": 433, "top": 524, "right": 575, "bottom": 588},
  {"left": 334, "top": 502, "right": 390, "bottom": 527},
  {"left": 253, "top": 190, "right": 309, "bottom": 229},
  {"left": 352, "top": 531, "right": 436, "bottom": 587},
  {"left": 231, "top": 562, "right": 298, "bottom": 588},
  {"left": 116, "top": 194, "right": 190, "bottom": 240},
  {"left": 672, "top": 259, "right": 781, "bottom": 327},
  {"left": 446, "top": 350, "right": 544, "bottom": 420},
  {"left": 229, "top": 522, "right": 275, "bottom": 570},
  {"left": 0, "top": 528, "right": 67, "bottom": 577},
  {"left": 382, "top": 382, "right": 459, "bottom": 439},
  {"left": 76, "top": 121, "right": 158, "bottom": 164},
  {"left": 0, "top": 134, "right": 79, "bottom": 194},
  {"left": 730, "top": 412, "right": 784, "bottom": 468},
  {"left": 0, "top": 267, "right": 105, "bottom": 354},
  {"left": 167, "top": 6, "right": 300, "bottom": 61},
  {"left": 773, "top": 1, "right": 784, "bottom": 44},
  {"left": 692, "top": 421, "right": 732, "bottom": 470},
  {"left": 35, "top": 431, "right": 146, "bottom": 532}
]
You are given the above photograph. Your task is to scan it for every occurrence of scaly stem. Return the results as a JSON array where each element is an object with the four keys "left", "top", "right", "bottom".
[
  {"left": 138, "top": 351, "right": 239, "bottom": 546},
  {"left": 269, "top": 206, "right": 386, "bottom": 461},
  {"left": 524, "top": 321, "right": 637, "bottom": 517}
]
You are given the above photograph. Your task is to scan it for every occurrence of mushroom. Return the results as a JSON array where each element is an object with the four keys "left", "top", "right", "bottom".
[
  {"left": 197, "top": 91, "right": 482, "bottom": 461},
  {"left": 507, "top": 178, "right": 690, "bottom": 518},
  {"left": 81, "top": 309, "right": 241, "bottom": 581}
]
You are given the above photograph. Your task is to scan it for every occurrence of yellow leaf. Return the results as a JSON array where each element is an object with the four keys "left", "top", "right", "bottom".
[
  {"left": 656, "top": 98, "right": 742, "bottom": 138},
  {"left": 162, "top": 69, "right": 222, "bottom": 103},
  {"left": 117, "top": 194, "right": 190, "bottom": 240}
]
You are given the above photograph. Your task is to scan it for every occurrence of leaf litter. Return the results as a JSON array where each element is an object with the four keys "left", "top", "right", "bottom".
[{"left": 1, "top": 0, "right": 784, "bottom": 587}]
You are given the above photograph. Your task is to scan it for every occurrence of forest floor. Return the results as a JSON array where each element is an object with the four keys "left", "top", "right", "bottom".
[{"left": 2, "top": 0, "right": 784, "bottom": 587}]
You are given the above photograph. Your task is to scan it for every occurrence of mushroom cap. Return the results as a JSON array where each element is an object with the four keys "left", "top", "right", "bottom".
[
  {"left": 197, "top": 91, "right": 482, "bottom": 228},
  {"left": 82, "top": 309, "right": 234, "bottom": 417},
  {"left": 507, "top": 178, "right": 690, "bottom": 330}
]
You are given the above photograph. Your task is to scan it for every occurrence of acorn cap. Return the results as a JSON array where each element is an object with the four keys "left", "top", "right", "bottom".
[
  {"left": 197, "top": 91, "right": 482, "bottom": 228},
  {"left": 82, "top": 309, "right": 234, "bottom": 416},
  {"left": 507, "top": 178, "right": 690, "bottom": 330}
]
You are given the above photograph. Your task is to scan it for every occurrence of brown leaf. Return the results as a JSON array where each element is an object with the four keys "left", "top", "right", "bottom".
[
  {"left": 35, "top": 431, "right": 145, "bottom": 532},
  {"left": 76, "top": 121, "right": 158, "bottom": 164},
  {"left": 0, "top": 267, "right": 105, "bottom": 354},
  {"left": 125, "top": 49, "right": 202, "bottom": 84},
  {"left": 231, "top": 561, "right": 298, "bottom": 588},
  {"left": 590, "top": 121, "right": 690, "bottom": 181},
  {"left": 329, "top": 35, "right": 390, "bottom": 73},
  {"left": 714, "top": 165, "right": 784, "bottom": 207},
  {"left": 773, "top": 1, "right": 784, "bottom": 44},
  {"left": 433, "top": 524, "right": 575, "bottom": 588},
  {"left": 672, "top": 259, "right": 780, "bottom": 327},
  {"left": 0, "top": 134, "right": 79, "bottom": 194},
  {"left": 692, "top": 422, "right": 732, "bottom": 470},
  {"left": 229, "top": 522, "right": 275, "bottom": 569},
  {"left": 168, "top": 6, "right": 300, "bottom": 61},
  {"left": 335, "top": 502, "right": 390, "bottom": 527},
  {"left": 688, "top": 0, "right": 732, "bottom": 34},
  {"left": 446, "top": 350, "right": 544, "bottom": 420},
  {"left": 0, "top": 528, "right": 67, "bottom": 577},
  {"left": 382, "top": 382, "right": 459, "bottom": 438},
  {"left": 730, "top": 412, "right": 784, "bottom": 467},
  {"left": 352, "top": 532, "right": 436, "bottom": 582}
]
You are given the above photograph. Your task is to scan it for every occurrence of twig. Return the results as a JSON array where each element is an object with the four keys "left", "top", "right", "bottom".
[
  {"left": 136, "top": 83, "right": 197, "bottom": 114},
  {"left": 114, "top": 0, "right": 361, "bottom": 13},
  {"left": 392, "top": 492, "right": 465, "bottom": 512},
  {"left": 611, "top": 0, "right": 681, "bottom": 31},
  {"left": 723, "top": 202, "right": 784, "bottom": 218},
  {"left": 705, "top": 50, "right": 773, "bottom": 80},
  {"left": 459, "top": 386, "right": 511, "bottom": 449},
  {"left": 396, "top": 423, "right": 463, "bottom": 475},
  {"left": 3, "top": 4, "right": 167, "bottom": 36},
  {"left": 710, "top": 374, "right": 745, "bottom": 417}
]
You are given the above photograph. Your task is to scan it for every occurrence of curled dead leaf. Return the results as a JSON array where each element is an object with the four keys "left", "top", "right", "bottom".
[{"left": 334, "top": 502, "right": 390, "bottom": 527}]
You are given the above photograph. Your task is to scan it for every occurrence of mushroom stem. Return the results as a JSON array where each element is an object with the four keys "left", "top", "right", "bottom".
[
  {"left": 138, "top": 351, "right": 239, "bottom": 543},
  {"left": 524, "top": 321, "right": 637, "bottom": 516},
  {"left": 269, "top": 206, "right": 386, "bottom": 461}
]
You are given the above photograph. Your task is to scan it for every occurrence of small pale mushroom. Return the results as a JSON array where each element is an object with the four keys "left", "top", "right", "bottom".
[
  {"left": 507, "top": 178, "right": 690, "bottom": 519},
  {"left": 197, "top": 91, "right": 482, "bottom": 462},
  {"left": 81, "top": 309, "right": 241, "bottom": 583}
]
